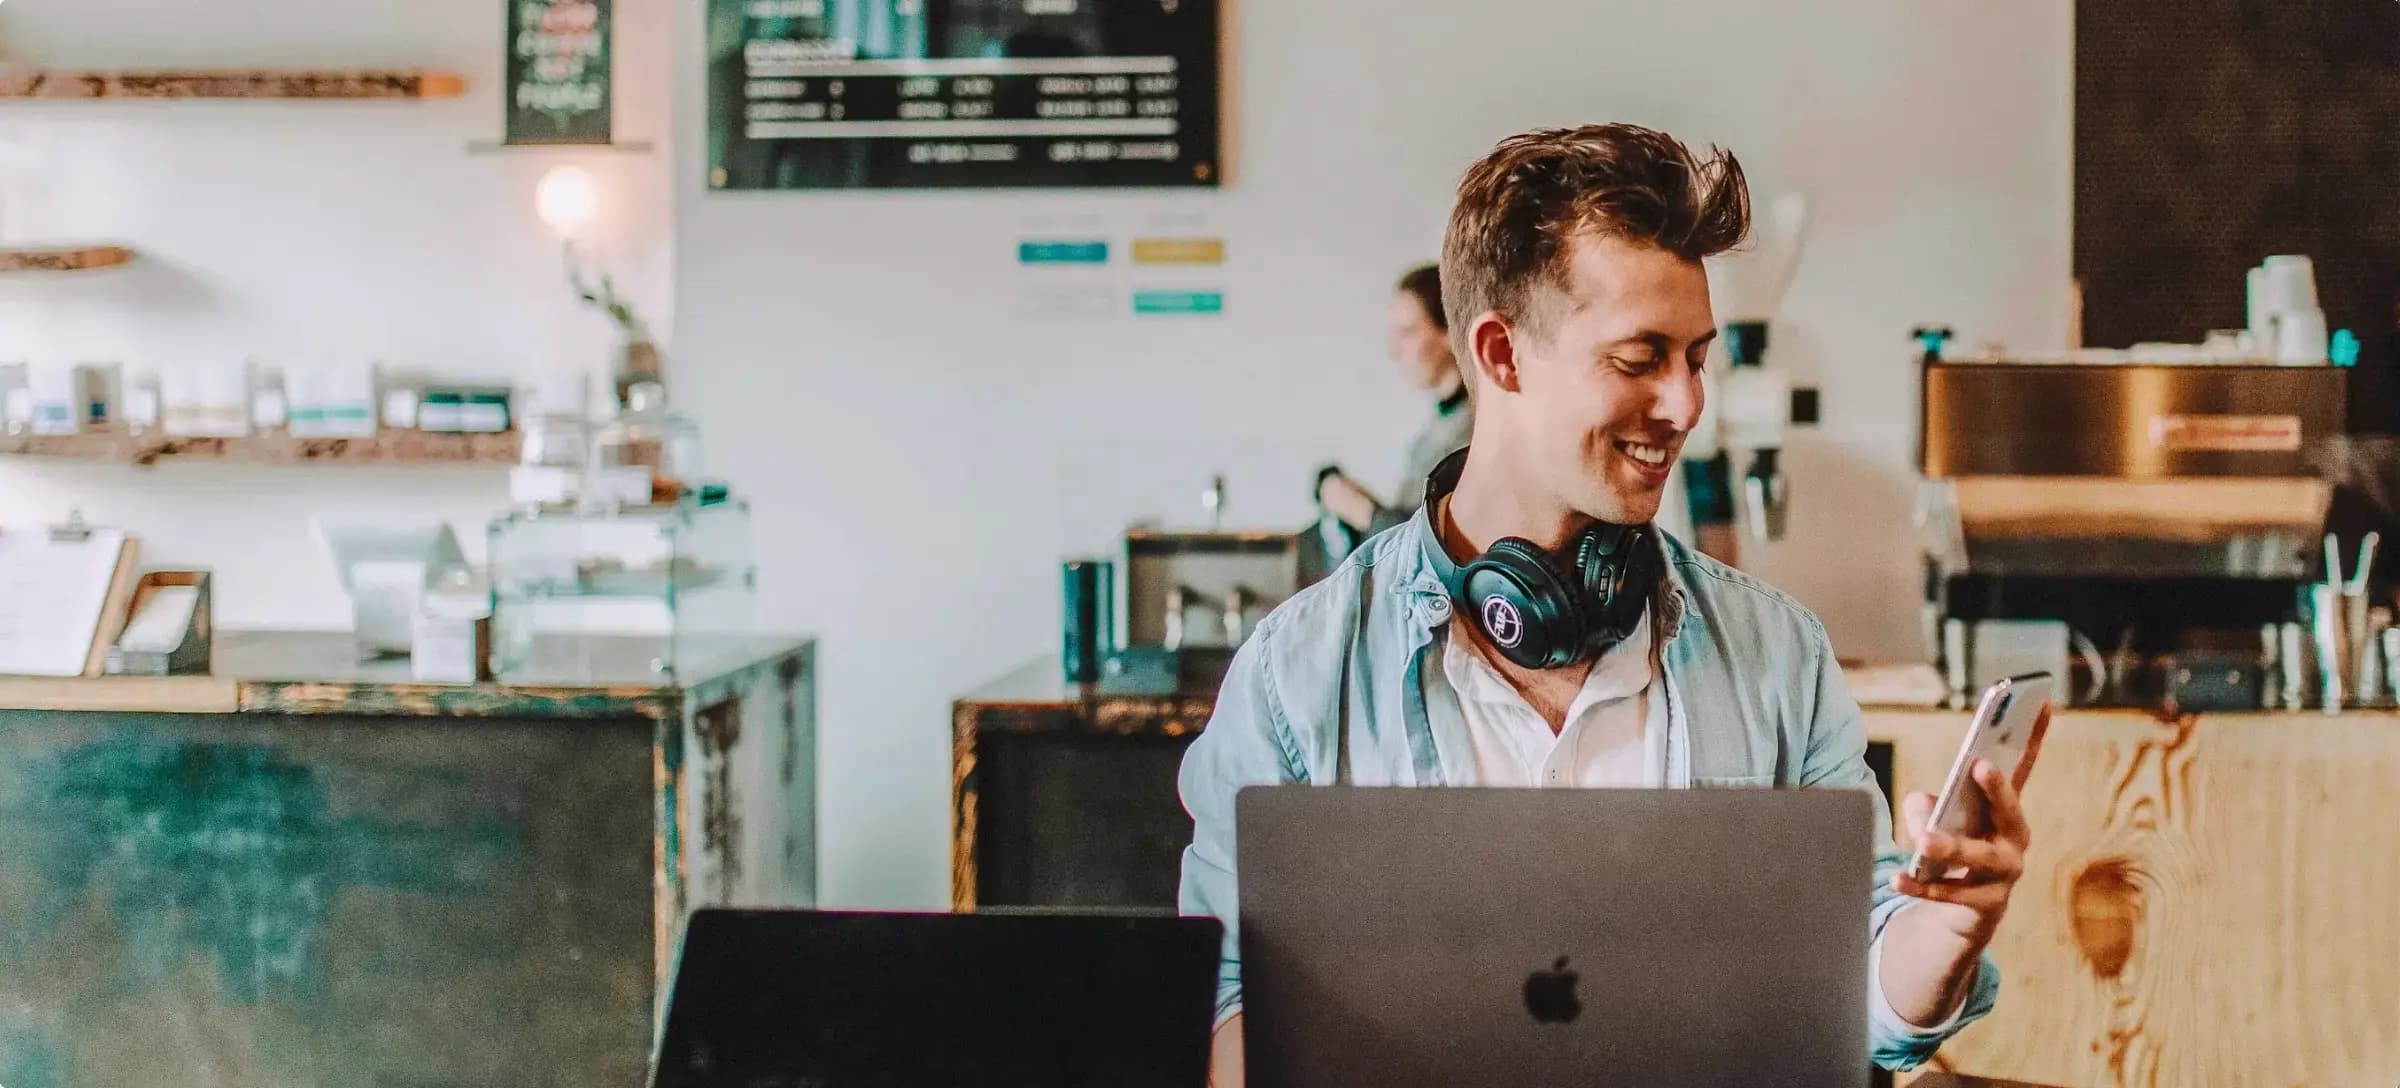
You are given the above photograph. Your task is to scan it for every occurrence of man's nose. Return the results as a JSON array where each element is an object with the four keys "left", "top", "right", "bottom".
[{"left": 1649, "top": 365, "right": 1703, "bottom": 432}]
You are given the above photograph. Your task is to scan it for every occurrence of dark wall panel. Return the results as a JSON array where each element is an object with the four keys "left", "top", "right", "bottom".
[{"left": 2077, "top": 0, "right": 2400, "bottom": 356}]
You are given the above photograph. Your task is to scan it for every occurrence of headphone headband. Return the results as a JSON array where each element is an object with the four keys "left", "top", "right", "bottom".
[{"left": 1421, "top": 449, "right": 1474, "bottom": 600}]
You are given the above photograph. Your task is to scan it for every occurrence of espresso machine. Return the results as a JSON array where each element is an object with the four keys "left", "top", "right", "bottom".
[
  {"left": 1680, "top": 194, "right": 1814, "bottom": 563},
  {"left": 1061, "top": 475, "right": 1306, "bottom": 694},
  {"left": 1919, "top": 360, "right": 2347, "bottom": 708}
]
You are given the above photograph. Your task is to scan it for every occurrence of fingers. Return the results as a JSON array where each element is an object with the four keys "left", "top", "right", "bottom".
[
  {"left": 1892, "top": 870, "right": 2013, "bottom": 907},
  {"left": 1900, "top": 790, "right": 1935, "bottom": 841},
  {"left": 1910, "top": 829, "right": 2022, "bottom": 885},
  {"left": 1973, "top": 758, "right": 2031, "bottom": 848}
]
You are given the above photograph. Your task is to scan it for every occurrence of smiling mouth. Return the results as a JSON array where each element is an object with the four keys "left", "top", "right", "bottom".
[{"left": 1615, "top": 439, "right": 1675, "bottom": 467}]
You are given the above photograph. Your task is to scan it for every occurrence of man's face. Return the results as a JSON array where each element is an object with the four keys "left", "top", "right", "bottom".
[{"left": 1493, "top": 234, "right": 1715, "bottom": 525}]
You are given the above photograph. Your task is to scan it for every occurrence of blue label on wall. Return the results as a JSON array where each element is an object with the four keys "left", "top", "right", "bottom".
[
  {"left": 1132, "top": 290, "right": 1224, "bottom": 315},
  {"left": 1018, "top": 241, "right": 1111, "bottom": 265}
]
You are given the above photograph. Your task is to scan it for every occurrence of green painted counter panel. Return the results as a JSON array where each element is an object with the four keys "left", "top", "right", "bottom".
[
  {"left": 0, "top": 633, "right": 815, "bottom": 1088},
  {"left": 0, "top": 711, "right": 652, "bottom": 1087}
]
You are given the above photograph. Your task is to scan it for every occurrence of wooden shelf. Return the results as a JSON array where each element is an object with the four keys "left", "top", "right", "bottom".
[
  {"left": 0, "top": 429, "right": 519, "bottom": 467},
  {"left": 464, "top": 138, "right": 657, "bottom": 155},
  {"left": 0, "top": 69, "right": 466, "bottom": 101},
  {"left": 0, "top": 245, "right": 133, "bottom": 272}
]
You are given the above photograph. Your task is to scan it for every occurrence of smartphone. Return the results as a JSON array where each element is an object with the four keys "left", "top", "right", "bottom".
[{"left": 1906, "top": 672, "right": 2054, "bottom": 883}]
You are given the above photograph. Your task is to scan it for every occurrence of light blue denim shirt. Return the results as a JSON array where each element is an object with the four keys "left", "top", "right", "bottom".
[{"left": 1176, "top": 509, "right": 1999, "bottom": 1071}]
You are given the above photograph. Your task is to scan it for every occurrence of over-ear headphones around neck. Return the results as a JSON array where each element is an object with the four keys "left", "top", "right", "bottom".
[{"left": 1420, "top": 448, "right": 1662, "bottom": 670}]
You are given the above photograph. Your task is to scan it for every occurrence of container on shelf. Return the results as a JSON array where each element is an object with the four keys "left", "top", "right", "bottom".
[
  {"left": 591, "top": 379, "right": 702, "bottom": 505},
  {"left": 485, "top": 495, "right": 754, "bottom": 682}
]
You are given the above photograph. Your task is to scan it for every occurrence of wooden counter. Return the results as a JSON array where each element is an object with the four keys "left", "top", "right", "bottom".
[
  {"left": 952, "top": 657, "right": 1216, "bottom": 910},
  {"left": 1871, "top": 709, "right": 2400, "bottom": 1088},
  {"left": 955, "top": 658, "right": 2400, "bottom": 1086},
  {"left": 0, "top": 628, "right": 799, "bottom": 717},
  {"left": 0, "top": 631, "right": 816, "bottom": 1088}
]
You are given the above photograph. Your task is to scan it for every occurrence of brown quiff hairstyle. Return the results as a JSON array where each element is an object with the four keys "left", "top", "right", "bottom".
[{"left": 1440, "top": 123, "right": 1750, "bottom": 369}]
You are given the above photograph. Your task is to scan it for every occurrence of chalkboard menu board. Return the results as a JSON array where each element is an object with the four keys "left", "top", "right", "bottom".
[
  {"left": 706, "top": 0, "right": 1220, "bottom": 190},
  {"left": 507, "top": 0, "right": 613, "bottom": 145}
]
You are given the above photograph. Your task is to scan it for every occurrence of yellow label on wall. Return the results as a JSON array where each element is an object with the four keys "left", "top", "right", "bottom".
[{"left": 1131, "top": 237, "right": 1226, "bottom": 266}]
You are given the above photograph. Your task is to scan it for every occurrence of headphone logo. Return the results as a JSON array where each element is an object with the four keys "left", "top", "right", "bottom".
[{"left": 1482, "top": 597, "right": 1526, "bottom": 648}]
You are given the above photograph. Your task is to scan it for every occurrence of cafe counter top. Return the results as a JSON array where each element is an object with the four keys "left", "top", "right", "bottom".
[
  {"left": 0, "top": 629, "right": 811, "bottom": 721},
  {"left": 953, "top": 653, "right": 2400, "bottom": 727}
]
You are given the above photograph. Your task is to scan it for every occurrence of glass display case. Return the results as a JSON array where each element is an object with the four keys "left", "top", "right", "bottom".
[{"left": 486, "top": 498, "right": 755, "bottom": 683}]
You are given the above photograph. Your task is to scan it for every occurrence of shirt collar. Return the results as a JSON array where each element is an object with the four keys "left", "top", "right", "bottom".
[
  {"left": 1404, "top": 503, "right": 1689, "bottom": 646},
  {"left": 1440, "top": 609, "right": 1653, "bottom": 709}
]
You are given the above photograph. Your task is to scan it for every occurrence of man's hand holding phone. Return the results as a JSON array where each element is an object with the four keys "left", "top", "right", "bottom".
[
  {"left": 1876, "top": 689, "right": 2048, "bottom": 1027},
  {"left": 1893, "top": 736, "right": 2038, "bottom": 944},
  {"left": 1897, "top": 671, "right": 2051, "bottom": 936}
]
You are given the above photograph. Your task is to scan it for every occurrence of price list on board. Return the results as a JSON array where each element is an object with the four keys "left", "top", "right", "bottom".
[{"left": 706, "top": 0, "right": 1220, "bottom": 190}]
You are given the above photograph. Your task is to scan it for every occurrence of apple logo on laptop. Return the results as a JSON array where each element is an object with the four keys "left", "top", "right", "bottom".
[{"left": 1523, "top": 957, "right": 1581, "bottom": 1023}]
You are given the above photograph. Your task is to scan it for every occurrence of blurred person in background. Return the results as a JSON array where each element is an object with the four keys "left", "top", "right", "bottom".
[{"left": 1314, "top": 264, "right": 1475, "bottom": 555}]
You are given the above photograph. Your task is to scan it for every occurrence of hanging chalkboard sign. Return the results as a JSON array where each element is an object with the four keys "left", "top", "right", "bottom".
[
  {"left": 705, "top": 0, "right": 1221, "bottom": 190},
  {"left": 506, "top": 0, "right": 613, "bottom": 145}
]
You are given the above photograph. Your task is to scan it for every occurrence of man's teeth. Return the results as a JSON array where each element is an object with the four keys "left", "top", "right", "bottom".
[{"left": 1622, "top": 442, "right": 1670, "bottom": 466}]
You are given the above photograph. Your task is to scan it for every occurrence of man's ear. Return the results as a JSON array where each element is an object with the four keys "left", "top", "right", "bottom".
[{"left": 1466, "top": 312, "right": 1523, "bottom": 395}]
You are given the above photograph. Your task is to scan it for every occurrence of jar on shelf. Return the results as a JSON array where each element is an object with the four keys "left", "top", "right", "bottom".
[
  {"left": 511, "top": 378, "right": 594, "bottom": 510},
  {"left": 521, "top": 411, "right": 589, "bottom": 471},
  {"left": 591, "top": 379, "right": 701, "bottom": 506}
]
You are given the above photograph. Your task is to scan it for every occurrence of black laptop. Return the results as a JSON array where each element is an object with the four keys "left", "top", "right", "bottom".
[{"left": 649, "top": 908, "right": 1222, "bottom": 1088}]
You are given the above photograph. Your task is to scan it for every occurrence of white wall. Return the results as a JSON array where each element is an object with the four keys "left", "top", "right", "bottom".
[
  {"left": 0, "top": 0, "right": 2072, "bottom": 911},
  {"left": 673, "top": 1, "right": 2075, "bottom": 907},
  {"left": 0, "top": 0, "right": 674, "bottom": 622}
]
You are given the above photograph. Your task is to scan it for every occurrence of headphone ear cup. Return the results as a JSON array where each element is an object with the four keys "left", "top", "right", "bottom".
[
  {"left": 1465, "top": 538, "right": 1586, "bottom": 670},
  {"left": 1571, "top": 524, "right": 1657, "bottom": 647},
  {"left": 1484, "top": 538, "right": 1581, "bottom": 613}
]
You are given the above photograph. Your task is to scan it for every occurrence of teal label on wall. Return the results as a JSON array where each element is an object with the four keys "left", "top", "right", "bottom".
[
  {"left": 1133, "top": 290, "right": 1224, "bottom": 315},
  {"left": 507, "top": 0, "right": 613, "bottom": 145},
  {"left": 1018, "top": 241, "right": 1110, "bottom": 266}
]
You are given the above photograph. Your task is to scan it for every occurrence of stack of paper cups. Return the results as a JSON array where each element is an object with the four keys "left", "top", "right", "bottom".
[
  {"left": 2250, "top": 255, "right": 2327, "bottom": 364},
  {"left": 2278, "top": 307, "right": 2330, "bottom": 365},
  {"left": 2246, "top": 266, "right": 2270, "bottom": 343},
  {"left": 2261, "top": 255, "right": 2319, "bottom": 310}
]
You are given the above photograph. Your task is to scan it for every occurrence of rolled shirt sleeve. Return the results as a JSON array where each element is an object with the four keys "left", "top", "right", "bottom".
[
  {"left": 1177, "top": 629, "right": 1307, "bottom": 1027},
  {"left": 1796, "top": 617, "right": 2000, "bottom": 1069}
]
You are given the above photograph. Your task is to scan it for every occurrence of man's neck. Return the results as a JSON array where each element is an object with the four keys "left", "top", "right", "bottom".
[
  {"left": 1446, "top": 448, "right": 1593, "bottom": 555},
  {"left": 1433, "top": 493, "right": 1596, "bottom": 731}
]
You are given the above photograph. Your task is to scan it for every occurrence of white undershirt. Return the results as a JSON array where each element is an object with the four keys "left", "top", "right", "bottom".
[{"left": 1438, "top": 610, "right": 1666, "bottom": 788}]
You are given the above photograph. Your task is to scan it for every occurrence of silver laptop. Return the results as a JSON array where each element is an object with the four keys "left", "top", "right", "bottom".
[{"left": 1236, "top": 786, "right": 1872, "bottom": 1088}]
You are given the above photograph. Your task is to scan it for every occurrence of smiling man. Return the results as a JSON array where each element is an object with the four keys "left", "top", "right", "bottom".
[{"left": 1179, "top": 124, "right": 2024, "bottom": 1084}]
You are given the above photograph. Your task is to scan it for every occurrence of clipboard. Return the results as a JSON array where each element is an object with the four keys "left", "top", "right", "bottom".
[{"left": 0, "top": 512, "right": 143, "bottom": 678}]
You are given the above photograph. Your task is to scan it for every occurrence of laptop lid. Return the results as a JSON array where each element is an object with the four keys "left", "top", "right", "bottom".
[
  {"left": 650, "top": 908, "right": 1221, "bottom": 1088},
  {"left": 1235, "top": 787, "right": 1872, "bottom": 1088}
]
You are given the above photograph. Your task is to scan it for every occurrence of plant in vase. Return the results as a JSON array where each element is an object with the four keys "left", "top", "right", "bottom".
[{"left": 568, "top": 257, "right": 659, "bottom": 408}]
